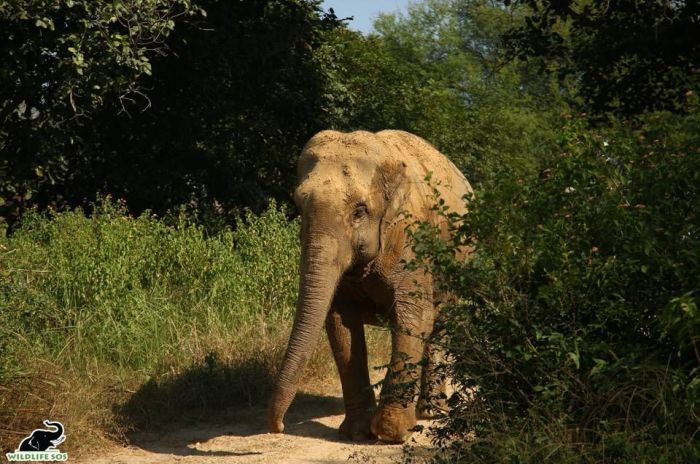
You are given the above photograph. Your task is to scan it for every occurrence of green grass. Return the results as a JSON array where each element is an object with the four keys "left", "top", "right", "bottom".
[{"left": 0, "top": 198, "right": 311, "bottom": 453}]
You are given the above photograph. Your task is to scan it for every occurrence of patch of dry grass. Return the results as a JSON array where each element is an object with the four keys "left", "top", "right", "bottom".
[{"left": 1, "top": 319, "right": 393, "bottom": 456}]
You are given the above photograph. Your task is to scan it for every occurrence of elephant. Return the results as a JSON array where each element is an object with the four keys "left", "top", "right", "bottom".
[
  {"left": 18, "top": 420, "right": 65, "bottom": 451},
  {"left": 268, "top": 129, "right": 473, "bottom": 443}
]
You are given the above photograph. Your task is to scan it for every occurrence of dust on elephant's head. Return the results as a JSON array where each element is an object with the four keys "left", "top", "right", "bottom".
[{"left": 294, "top": 130, "right": 409, "bottom": 269}]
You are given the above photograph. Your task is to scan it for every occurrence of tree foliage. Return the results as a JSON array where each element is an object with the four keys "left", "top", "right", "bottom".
[
  {"left": 318, "top": 0, "right": 563, "bottom": 183},
  {"left": 1, "top": 0, "right": 343, "bottom": 228},
  {"left": 74, "top": 0, "right": 343, "bottom": 215},
  {"left": 504, "top": 0, "right": 700, "bottom": 116},
  {"left": 1, "top": 0, "right": 204, "bottom": 221}
]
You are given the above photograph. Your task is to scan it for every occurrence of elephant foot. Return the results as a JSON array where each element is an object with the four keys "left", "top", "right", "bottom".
[
  {"left": 269, "top": 417, "right": 284, "bottom": 434},
  {"left": 267, "top": 407, "right": 285, "bottom": 433},
  {"left": 416, "top": 400, "right": 447, "bottom": 420},
  {"left": 370, "top": 405, "right": 416, "bottom": 443},
  {"left": 416, "top": 396, "right": 447, "bottom": 419},
  {"left": 339, "top": 412, "right": 375, "bottom": 441}
]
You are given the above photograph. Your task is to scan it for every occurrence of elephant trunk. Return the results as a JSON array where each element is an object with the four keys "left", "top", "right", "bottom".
[
  {"left": 268, "top": 233, "right": 344, "bottom": 432},
  {"left": 44, "top": 421, "right": 63, "bottom": 440}
]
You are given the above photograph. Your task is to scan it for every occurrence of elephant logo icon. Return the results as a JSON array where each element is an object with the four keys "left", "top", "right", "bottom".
[
  {"left": 5, "top": 420, "right": 68, "bottom": 462},
  {"left": 18, "top": 420, "right": 65, "bottom": 451}
]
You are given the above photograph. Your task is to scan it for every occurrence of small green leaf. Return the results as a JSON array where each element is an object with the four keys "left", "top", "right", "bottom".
[
  {"left": 590, "top": 358, "right": 607, "bottom": 376},
  {"left": 568, "top": 351, "right": 580, "bottom": 369}
]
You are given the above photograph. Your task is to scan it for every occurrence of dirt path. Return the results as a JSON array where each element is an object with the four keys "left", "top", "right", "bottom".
[{"left": 77, "top": 393, "right": 437, "bottom": 464}]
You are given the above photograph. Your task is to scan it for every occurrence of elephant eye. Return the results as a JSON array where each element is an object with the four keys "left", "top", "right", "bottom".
[{"left": 352, "top": 204, "right": 368, "bottom": 221}]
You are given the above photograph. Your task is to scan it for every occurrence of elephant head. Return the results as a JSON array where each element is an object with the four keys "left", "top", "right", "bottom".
[
  {"left": 18, "top": 420, "right": 65, "bottom": 451},
  {"left": 268, "top": 130, "right": 465, "bottom": 432}
]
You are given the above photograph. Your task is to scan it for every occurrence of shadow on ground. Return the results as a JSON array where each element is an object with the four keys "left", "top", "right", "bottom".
[{"left": 113, "top": 353, "right": 350, "bottom": 457}]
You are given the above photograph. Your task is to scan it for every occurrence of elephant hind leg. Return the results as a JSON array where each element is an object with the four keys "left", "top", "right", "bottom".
[{"left": 416, "top": 336, "right": 448, "bottom": 419}]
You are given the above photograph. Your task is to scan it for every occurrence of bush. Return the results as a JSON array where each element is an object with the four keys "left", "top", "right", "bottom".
[
  {"left": 1, "top": 198, "right": 299, "bottom": 370},
  {"left": 0, "top": 198, "right": 300, "bottom": 450},
  {"left": 411, "top": 109, "right": 700, "bottom": 462}
]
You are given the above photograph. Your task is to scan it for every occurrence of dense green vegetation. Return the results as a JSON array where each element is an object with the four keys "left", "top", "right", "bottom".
[
  {"left": 2, "top": 0, "right": 698, "bottom": 459},
  {"left": 412, "top": 109, "right": 700, "bottom": 462},
  {"left": 1, "top": 200, "right": 299, "bottom": 372},
  {"left": 402, "top": 1, "right": 699, "bottom": 461},
  {"left": 0, "top": 200, "right": 302, "bottom": 445},
  {"left": 320, "top": 0, "right": 562, "bottom": 182},
  {"left": 1, "top": 0, "right": 557, "bottom": 228},
  {"left": 504, "top": 0, "right": 700, "bottom": 116},
  {"left": 1, "top": 0, "right": 345, "bottom": 228}
]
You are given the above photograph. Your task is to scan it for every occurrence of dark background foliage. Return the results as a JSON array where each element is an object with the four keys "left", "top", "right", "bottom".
[
  {"left": 504, "top": 0, "right": 700, "bottom": 116},
  {"left": 1, "top": 0, "right": 344, "bottom": 229},
  {"left": 78, "top": 0, "right": 346, "bottom": 215}
]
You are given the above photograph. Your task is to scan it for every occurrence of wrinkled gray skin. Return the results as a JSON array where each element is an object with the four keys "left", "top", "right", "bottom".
[{"left": 268, "top": 130, "right": 472, "bottom": 443}]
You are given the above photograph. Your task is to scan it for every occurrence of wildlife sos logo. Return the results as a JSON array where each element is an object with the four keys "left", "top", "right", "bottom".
[{"left": 5, "top": 420, "right": 67, "bottom": 461}]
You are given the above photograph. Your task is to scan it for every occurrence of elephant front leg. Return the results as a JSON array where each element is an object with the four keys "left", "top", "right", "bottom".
[
  {"left": 325, "top": 303, "right": 376, "bottom": 441},
  {"left": 371, "top": 309, "right": 432, "bottom": 443},
  {"left": 417, "top": 340, "right": 448, "bottom": 419}
]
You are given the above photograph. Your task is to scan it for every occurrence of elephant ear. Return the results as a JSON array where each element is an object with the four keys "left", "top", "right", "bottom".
[
  {"left": 377, "top": 158, "right": 410, "bottom": 254},
  {"left": 29, "top": 436, "right": 39, "bottom": 450}
]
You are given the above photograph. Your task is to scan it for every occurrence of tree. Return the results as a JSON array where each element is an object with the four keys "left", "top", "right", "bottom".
[
  {"left": 412, "top": 109, "right": 700, "bottom": 462},
  {"left": 317, "top": 0, "right": 563, "bottom": 183},
  {"left": 504, "top": 0, "right": 700, "bottom": 116},
  {"left": 71, "top": 0, "right": 343, "bottom": 215},
  {"left": 1, "top": 0, "right": 344, "bottom": 229},
  {"left": 1, "top": 0, "right": 203, "bottom": 228}
]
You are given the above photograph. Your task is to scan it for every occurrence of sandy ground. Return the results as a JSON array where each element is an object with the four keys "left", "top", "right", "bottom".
[{"left": 76, "top": 391, "right": 438, "bottom": 464}]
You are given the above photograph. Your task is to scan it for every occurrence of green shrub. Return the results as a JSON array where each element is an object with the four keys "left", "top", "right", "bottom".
[
  {"left": 0, "top": 198, "right": 301, "bottom": 450},
  {"left": 0, "top": 198, "right": 299, "bottom": 375},
  {"left": 411, "top": 109, "right": 700, "bottom": 462}
]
